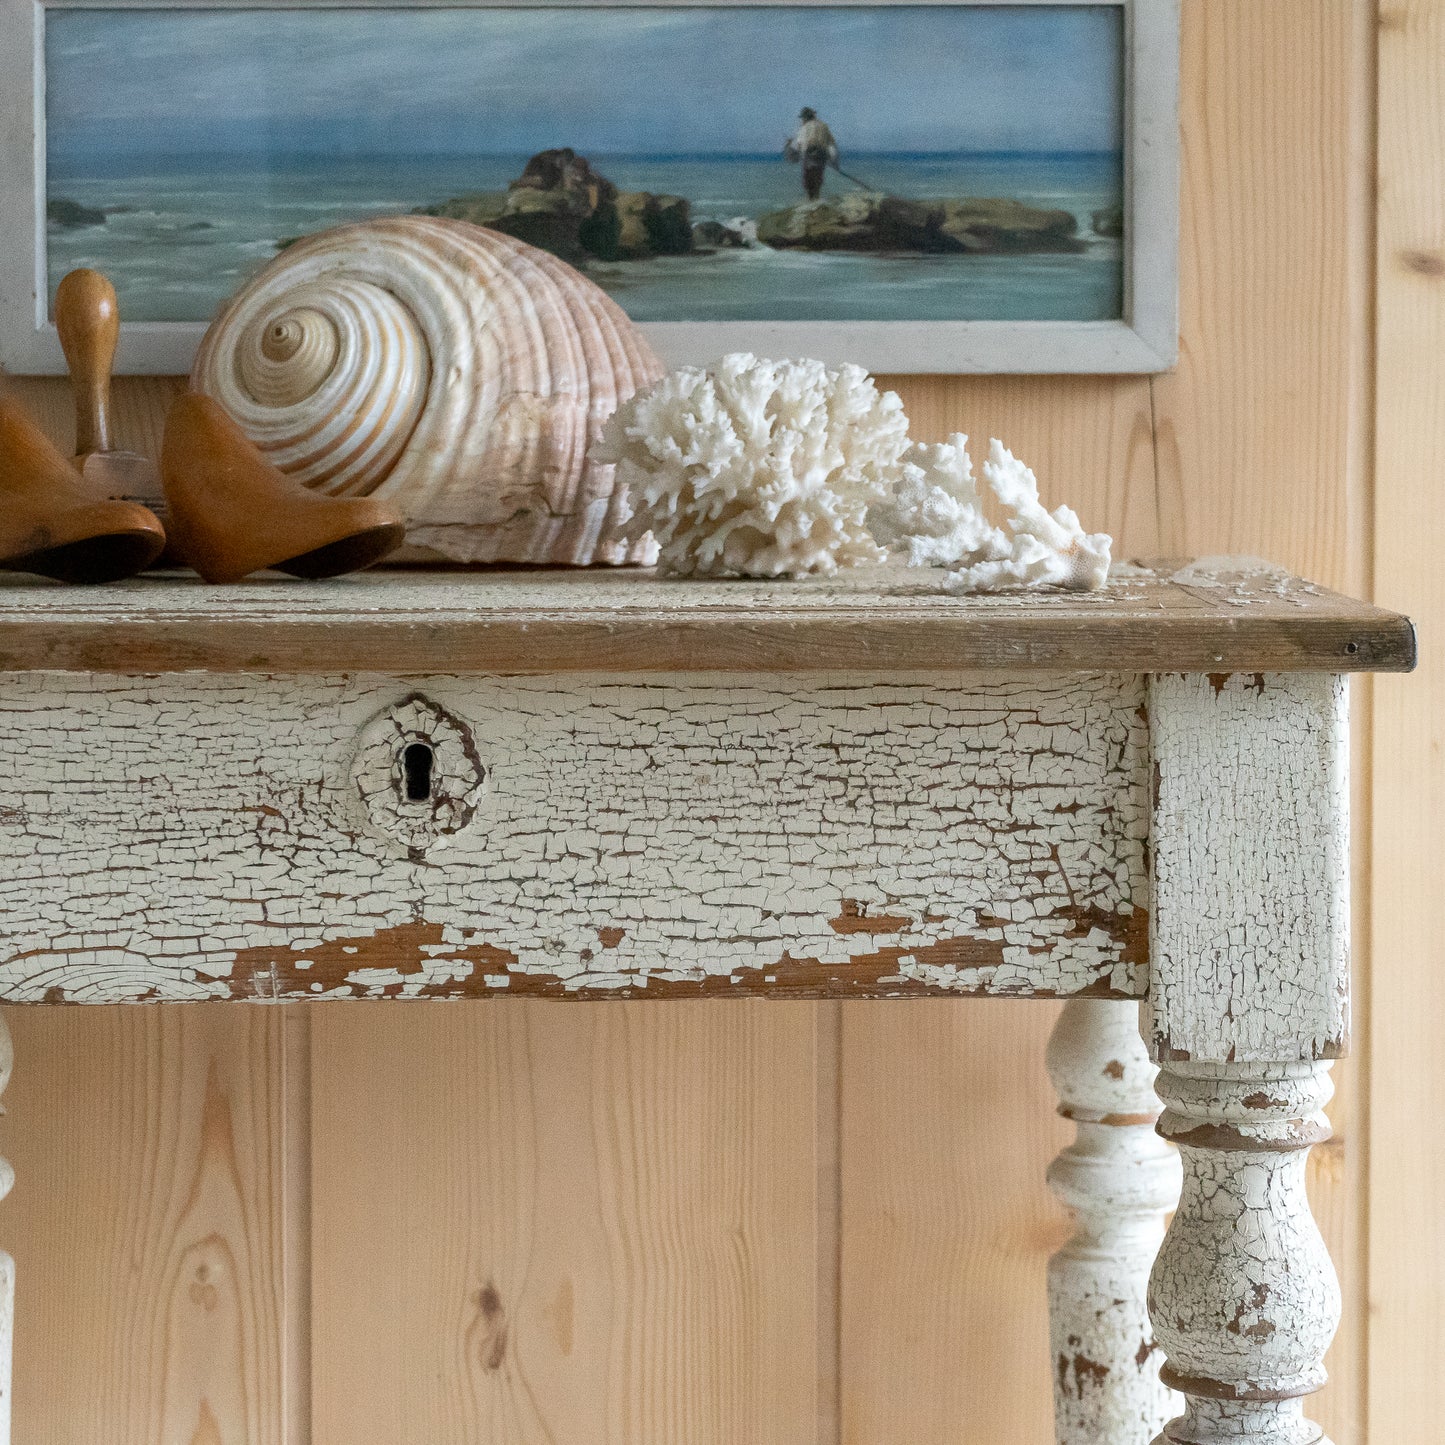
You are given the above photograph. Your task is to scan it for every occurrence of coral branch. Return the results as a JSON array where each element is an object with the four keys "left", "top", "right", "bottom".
[
  {"left": 871, "top": 434, "right": 1111, "bottom": 592},
  {"left": 596, "top": 356, "right": 1111, "bottom": 590},
  {"left": 594, "top": 353, "right": 908, "bottom": 578}
]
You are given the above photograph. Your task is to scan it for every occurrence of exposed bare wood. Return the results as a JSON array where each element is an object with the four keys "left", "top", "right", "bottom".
[{"left": 0, "top": 565, "right": 1412, "bottom": 676}]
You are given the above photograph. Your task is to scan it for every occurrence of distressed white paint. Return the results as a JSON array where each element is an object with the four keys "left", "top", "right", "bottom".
[
  {"left": 1046, "top": 1000, "right": 1181, "bottom": 1445},
  {"left": 1146, "top": 672, "right": 1350, "bottom": 1063},
  {"left": 1148, "top": 1060, "right": 1339, "bottom": 1445},
  {"left": 0, "top": 670, "right": 1149, "bottom": 1002}
]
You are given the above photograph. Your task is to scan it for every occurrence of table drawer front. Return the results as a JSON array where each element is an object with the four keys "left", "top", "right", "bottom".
[{"left": 0, "top": 672, "right": 1148, "bottom": 1003}]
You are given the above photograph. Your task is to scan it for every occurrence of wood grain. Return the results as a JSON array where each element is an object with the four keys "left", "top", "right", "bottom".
[
  {"left": 0, "top": 566, "right": 1413, "bottom": 676},
  {"left": 839, "top": 999, "right": 1071, "bottom": 1445},
  {"left": 1150, "top": 0, "right": 1369, "bottom": 590},
  {"left": 5, "top": 1005, "right": 306, "bottom": 1445},
  {"left": 1369, "top": 1, "right": 1445, "bottom": 1440},
  {"left": 310, "top": 1000, "right": 819, "bottom": 1444}
]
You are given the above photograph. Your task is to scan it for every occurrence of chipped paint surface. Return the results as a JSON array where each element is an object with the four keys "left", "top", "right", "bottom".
[
  {"left": 1144, "top": 682, "right": 1346, "bottom": 1445},
  {"left": 1146, "top": 672, "right": 1349, "bottom": 1064},
  {"left": 1046, "top": 1000, "right": 1181, "bottom": 1444},
  {"left": 1149, "top": 1060, "right": 1340, "bottom": 1445},
  {"left": 0, "top": 670, "right": 1148, "bottom": 1003}
]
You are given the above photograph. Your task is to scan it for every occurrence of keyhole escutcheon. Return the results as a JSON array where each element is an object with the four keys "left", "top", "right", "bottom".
[{"left": 353, "top": 693, "right": 486, "bottom": 855}]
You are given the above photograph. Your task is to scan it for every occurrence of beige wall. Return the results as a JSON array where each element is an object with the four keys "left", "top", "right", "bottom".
[{"left": 5, "top": 2, "right": 1440, "bottom": 1440}]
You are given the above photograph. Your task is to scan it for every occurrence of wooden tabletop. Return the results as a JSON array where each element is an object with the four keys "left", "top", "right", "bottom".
[{"left": 0, "top": 556, "right": 1415, "bottom": 675}]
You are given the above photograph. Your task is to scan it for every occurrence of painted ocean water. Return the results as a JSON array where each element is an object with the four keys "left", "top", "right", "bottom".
[{"left": 46, "top": 151, "right": 1123, "bottom": 326}]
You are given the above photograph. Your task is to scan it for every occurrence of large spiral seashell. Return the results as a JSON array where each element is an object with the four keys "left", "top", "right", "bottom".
[{"left": 191, "top": 215, "right": 665, "bottom": 565}]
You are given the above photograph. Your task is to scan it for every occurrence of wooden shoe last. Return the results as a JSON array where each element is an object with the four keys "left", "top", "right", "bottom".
[
  {"left": 0, "top": 392, "right": 165, "bottom": 583},
  {"left": 161, "top": 394, "right": 406, "bottom": 583}
]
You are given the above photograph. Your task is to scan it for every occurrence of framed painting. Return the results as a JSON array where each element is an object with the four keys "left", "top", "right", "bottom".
[{"left": 0, "top": 0, "right": 1178, "bottom": 375}]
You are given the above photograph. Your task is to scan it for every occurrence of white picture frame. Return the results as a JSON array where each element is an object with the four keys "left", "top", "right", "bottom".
[{"left": 0, "top": 0, "right": 1179, "bottom": 376}]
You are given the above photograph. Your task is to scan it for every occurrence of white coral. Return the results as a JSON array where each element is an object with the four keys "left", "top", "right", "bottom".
[
  {"left": 870, "top": 434, "right": 1111, "bottom": 592},
  {"left": 867, "top": 433, "right": 998, "bottom": 568},
  {"left": 593, "top": 352, "right": 909, "bottom": 578},
  {"left": 595, "top": 356, "right": 1111, "bottom": 591}
]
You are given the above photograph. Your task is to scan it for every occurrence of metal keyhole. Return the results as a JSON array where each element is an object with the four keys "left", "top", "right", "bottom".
[{"left": 403, "top": 742, "right": 435, "bottom": 802}]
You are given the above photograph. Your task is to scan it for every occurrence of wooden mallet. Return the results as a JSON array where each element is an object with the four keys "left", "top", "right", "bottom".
[{"left": 54, "top": 268, "right": 166, "bottom": 514}]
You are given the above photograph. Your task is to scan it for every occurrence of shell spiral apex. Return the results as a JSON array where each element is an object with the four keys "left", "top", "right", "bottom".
[
  {"left": 593, "top": 352, "right": 909, "bottom": 578},
  {"left": 192, "top": 215, "right": 665, "bottom": 566}
]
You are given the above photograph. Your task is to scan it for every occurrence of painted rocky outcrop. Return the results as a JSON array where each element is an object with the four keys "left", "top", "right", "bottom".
[
  {"left": 420, "top": 148, "right": 1096, "bottom": 263},
  {"left": 1092, "top": 204, "right": 1124, "bottom": 238},
  {"left": 48, "top": 198, "right": 106, "bottom": 229},
  {"left": 756, "top": 192, "right": 1085, "bottom": 254},
  {"left": 417, "top": 148, "right": 693, "bottom": 265}
]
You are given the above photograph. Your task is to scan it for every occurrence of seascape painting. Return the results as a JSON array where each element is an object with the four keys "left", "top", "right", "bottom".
[{"left": 43, "top": 4, "right": 1127, "bottom": 329}]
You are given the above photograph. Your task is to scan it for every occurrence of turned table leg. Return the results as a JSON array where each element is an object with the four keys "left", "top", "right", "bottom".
[
  {"left": 1047, "top": 999, "right": 1181, "bottom": 1445},
  {"left": 1147, "top": 1060, "right": 1339, "bottom": 1445},
  {"left": 1144, "top": 672, "right": 1351, "bottom": 1445}
]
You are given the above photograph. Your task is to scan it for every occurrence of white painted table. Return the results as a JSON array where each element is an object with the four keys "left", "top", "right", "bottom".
[{"left": 0, "top": 562, "right": 1414, "bottom": 1443}]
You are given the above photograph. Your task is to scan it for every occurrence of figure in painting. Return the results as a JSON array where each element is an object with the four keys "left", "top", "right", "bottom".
[{"left": 784, "top": 107, "right": 839, "bottom": 201}]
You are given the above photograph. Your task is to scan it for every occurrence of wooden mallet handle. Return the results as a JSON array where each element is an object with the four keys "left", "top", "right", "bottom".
[{"left": 55, "top": 268, "right": 119, "bottom": 457}]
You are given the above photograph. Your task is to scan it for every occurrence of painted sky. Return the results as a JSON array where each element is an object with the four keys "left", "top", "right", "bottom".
[{"left": 47, "top": 5, "right": 1123, "bottom": 165}]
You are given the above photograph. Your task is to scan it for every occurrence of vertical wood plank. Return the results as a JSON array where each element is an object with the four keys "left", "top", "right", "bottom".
[
  {"left": 839, "top": 1000, "right": 1070, "bottom": 1445},
  {"left": 5, "top": 1005, "right": 306, "bottom": 1445},
  {"left": 1370, "top": 2, "right": 1445, "bottom": 1440},
  {"left": 1150, "top": 0, "right": 1370, "bottom": 588},
  {"left": 310, "top": 1000, "right": 818, "bottom": 1445}
]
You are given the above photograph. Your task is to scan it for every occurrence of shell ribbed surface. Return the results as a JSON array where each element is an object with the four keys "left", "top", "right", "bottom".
[{"left": 191, "top": 215, "right": 665, "bottom": 564}]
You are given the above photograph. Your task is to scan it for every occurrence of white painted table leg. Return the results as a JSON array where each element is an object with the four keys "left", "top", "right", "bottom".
[
  {"left": 1046, "top": 999, "right": 1181, "bottom": 1445},
  {"left": 1147, "top": 1060, "right": 1340, "bottom": 1445},
  {"left": 1145, "top": 672, "right": 1351, "bottom": 1445}
]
